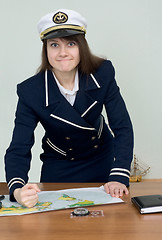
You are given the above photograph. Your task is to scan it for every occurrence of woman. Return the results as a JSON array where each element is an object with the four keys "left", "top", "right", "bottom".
[{"left": 5, "top": 9, "right": 134, "bottom": 208}]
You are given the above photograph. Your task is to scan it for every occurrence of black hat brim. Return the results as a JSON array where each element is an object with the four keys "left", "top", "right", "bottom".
[{"left": 42, "top": 29, "right": 85, "bottom": 40}]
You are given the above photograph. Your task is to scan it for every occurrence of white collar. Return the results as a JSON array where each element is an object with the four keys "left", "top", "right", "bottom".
[{"left": 53, "top": 70, "right": 79, "bottom": 95}]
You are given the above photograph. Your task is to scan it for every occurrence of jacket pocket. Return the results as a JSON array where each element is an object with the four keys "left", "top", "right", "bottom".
[
  {"left": 46, "top": 138, "right": 67, "bottom": 156},
  {"left": 98, "top": 115, "right": 104, "bottom": 139}
]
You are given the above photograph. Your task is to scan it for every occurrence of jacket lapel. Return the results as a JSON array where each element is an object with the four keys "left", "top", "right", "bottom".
[
  {"left": 44, "top": 70, "right": 101, "bottom": 130},
  {"left": 73, "top": 73, "right": 101, "bottom": 117}
]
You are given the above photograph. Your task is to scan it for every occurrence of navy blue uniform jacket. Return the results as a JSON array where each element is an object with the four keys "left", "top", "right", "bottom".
[{"left": 5, "top": 60, "right": 134, "bottom": 199}]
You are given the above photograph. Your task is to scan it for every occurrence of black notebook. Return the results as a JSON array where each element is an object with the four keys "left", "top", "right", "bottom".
[{"left": 131, "top": 195, "right": 162, "bottom": 214}]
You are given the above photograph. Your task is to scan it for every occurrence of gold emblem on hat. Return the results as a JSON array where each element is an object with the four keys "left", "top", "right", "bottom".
[{"left": 53, "top": 12, "right": 68, "bottom": 24}]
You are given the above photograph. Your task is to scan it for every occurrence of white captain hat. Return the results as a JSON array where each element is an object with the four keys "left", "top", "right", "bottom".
[{"left": 37, "top": 9, "right": 87, "bottom": 41}]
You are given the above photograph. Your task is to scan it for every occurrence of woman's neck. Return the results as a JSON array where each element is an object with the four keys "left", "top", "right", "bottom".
[{"left": 53, "top": 69, "right": 77, "bottom": 91}]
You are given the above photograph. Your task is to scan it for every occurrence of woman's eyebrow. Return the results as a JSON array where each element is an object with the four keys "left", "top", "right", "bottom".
[{"left": 48, "top": 39, "right": 59, "bottom": 43}]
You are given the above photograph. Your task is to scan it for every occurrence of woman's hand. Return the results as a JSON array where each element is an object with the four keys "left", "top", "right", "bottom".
[
  {"left": 104, "top": 181, "right": 129, "bottom": 198},
  {"left": 13, "top": 183, "right": 41, "bottom": 208}
]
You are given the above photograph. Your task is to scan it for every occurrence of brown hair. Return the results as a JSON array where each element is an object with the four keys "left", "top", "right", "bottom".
[{"left": 37, "top": 34, "right": 105, "bottom": 75}]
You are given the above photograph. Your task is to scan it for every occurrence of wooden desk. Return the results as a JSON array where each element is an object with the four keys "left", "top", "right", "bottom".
[{"left": 0, "top": 181, "right": 162, "bottom": 240}]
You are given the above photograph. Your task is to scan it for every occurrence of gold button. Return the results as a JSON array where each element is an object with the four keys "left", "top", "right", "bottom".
[
  {"left": 65, "top": 137, "right": 70, "bottom": 140},
  {"left": 91, "top": 136, "right": 96, "bottom": 140},
  {"left": 94, "top": 145, "right": 98, "bottom": 149},
  {"left": 70, "top": 158, "right": 75, "bottom": 161},
  {"left": 69, "top": 148, "right": 73, "bottom": 151}
]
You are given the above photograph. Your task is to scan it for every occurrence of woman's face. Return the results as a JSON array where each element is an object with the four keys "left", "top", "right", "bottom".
[{"left": 47, "top": 38, "right": 80, "bottom": 75}]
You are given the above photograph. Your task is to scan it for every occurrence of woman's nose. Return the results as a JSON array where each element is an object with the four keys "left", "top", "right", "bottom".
[{"left": 59, "top": 45, "right": 68, "bottom": 56}]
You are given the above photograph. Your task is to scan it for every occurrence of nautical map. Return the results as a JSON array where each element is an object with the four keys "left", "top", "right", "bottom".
[{"left": 0, "top": 186, "right": 123, "bottom": 216}]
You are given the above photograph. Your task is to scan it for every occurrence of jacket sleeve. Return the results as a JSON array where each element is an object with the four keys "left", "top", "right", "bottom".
[
  {"left": 104, "top": 62, "right": 134, "bottom": 186},
  {"left": 4, "top": 84, "right": 39, "bottom": 201}
]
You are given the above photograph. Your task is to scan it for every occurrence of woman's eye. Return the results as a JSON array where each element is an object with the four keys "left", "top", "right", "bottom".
[
  {"left": 51, "top": 43, "right": 58, "bottom": 47},
  {"left": 68, "top": 42, "right": 76, "bottom": 47}
]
